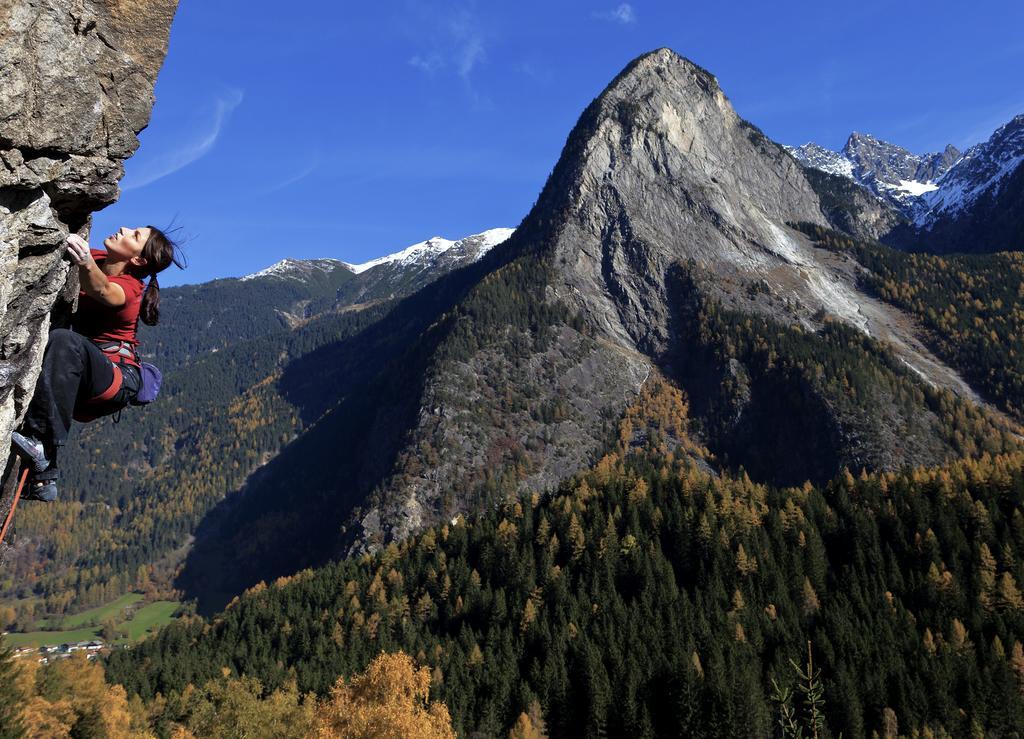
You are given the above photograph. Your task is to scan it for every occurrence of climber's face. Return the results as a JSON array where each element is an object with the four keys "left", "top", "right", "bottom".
[{"left": 103, "top": 226, "right": 152, "bottom": 269}]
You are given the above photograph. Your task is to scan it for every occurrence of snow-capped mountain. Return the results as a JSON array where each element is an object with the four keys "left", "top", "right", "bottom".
[
  {"left": 239, "top": 257, "right": 348, "bottom": 282},
  {"left": 151, "top": 229, "right": 516, "bottom": 365},
  {"left": 342, "top": 228, "right": 514, "bottom": 274},
  {"left": 786, "top": 141, "right": 855, "bottom": 179},
  {"left": 918, "top": 114, "right": 1024, "bottom": 227},
  {"left": 239, "top": 228, "right": 514, "bottom": 282},
  {"left": 786, "top": 134, "right": 959, "bottom": 217},
  {"left": 789, "top": 114, "right": 1024, "bottom": 252},
  {"left": 844, "top": 132, "right": 960, "bottom": 187}
]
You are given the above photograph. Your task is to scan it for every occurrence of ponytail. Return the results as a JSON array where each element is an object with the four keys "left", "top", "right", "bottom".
[
  {"left": 134, "top": 225, "right": 185, "bottom": 326},
  {"left": 140, "top": 273, "right": 160, "bottom": 326}
]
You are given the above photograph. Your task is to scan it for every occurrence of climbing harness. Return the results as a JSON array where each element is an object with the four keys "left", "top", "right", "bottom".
[
  {"left": 1, "top": 339, "right": 163, "bottom": 540},
  {"left": 72, "top": 359, "right": 125, "bottom": 423}
]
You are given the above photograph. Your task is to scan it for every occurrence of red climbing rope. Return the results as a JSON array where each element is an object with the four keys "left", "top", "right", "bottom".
[{"left": 0, "top": 465, "right": 30, "bottom": 546}]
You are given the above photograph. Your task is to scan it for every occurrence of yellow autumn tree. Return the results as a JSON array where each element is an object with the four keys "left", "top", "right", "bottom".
[
  {"left": 173, "top": 674, "right": 315, "bottom": 738},
  {"left": 17, "top": 652, "right": 147, "bottom": 739},
  {"left": 317, "top": 651, "right": 455, "bottom": 739},
  {"left": 508, "top": 699, "right": 548, "bottom": 738}
]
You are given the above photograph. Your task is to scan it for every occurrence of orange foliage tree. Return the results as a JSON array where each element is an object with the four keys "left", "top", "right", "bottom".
[{"left": 316, "top": 651, "right": 455, "bottom": 739}]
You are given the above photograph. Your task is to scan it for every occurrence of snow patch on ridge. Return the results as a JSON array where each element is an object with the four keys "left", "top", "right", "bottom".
[
  {"left": 894, "top": 179, "right": 938, "bottom": 196},
  {"left": 240, "top": 258, "right": 346, "bottom": 282},
  {"left": 345, "top": 237, "right": 456, "bottom": 275},
  {"left": 238, "top": 228, "right": 516, "bottom": 282},
  {"left": 343, "top": 228, "right": 515, "bottom": 274},
  {"left": 919, "top": 151, "right": 1024, "bottom": 224}
]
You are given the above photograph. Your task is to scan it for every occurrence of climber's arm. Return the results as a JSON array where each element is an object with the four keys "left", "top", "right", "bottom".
[{"left": 65, "top": 235, "right": 126, "bottom": 307}]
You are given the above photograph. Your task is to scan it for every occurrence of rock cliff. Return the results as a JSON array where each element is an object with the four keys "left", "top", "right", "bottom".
[
  {"left": 361, "top": 49, "right": 997, "bottom": 543},
  {"left": 0, "top": 0, "right": 177, "bottom": 527},
  {"left": 175, "top": 48, "right": 1013, "bottom": 608}
]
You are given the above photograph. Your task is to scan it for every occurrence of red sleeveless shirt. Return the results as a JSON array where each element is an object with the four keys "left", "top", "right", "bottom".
[{"left": 73, "top": 248, "right": 145, "bottom": 367}]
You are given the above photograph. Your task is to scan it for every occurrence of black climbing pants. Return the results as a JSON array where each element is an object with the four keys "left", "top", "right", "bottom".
[{"left": 21, "top": 328, "right": 140, "bottom": 457}]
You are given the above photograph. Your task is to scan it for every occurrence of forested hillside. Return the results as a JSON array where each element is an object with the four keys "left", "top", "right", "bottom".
[
  {"left": 795, "top": 223, "right": 1024, "bottom": 421},
  {"left": 5, "top": 18, "right": 1023, "bottom": 739},
  {"left": 0, "top": 234, "right": 507, "bottom": 621},
  {"left": 106, "top": 380, "right": 1024, "bottom": 736},
  {"left": 664, "top": 263, "right": 1016, "bottom": 485},
  {"left": 0, "top": 302, "right": 391, "bottom": 620},
  {"left": 137, "top": 265, "right": 356, "bottom": 364}
]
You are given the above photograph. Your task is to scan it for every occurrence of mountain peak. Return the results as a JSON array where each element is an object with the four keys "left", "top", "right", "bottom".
[
  {"left": 238, "top": 257, "right": 346, "bottom": 282},
  {"left": 789, "top": 130, "right": 961, "bottom": 217},
  {"left": 594, "top": 48, "right": 722, "bottom": 112},
  {"left": 518, "top": 48, "right": 749, "bottom": 255},
  {"left": 342, "top": 228, "right": 514, "bottom": 274},
  {"left": 846, "top": 130, "right": 879, "bottom": 145},
  {"left": 919, "top": 111, "right": 1024, "bottom": 227}
]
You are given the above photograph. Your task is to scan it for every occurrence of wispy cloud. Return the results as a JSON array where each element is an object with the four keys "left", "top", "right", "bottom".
[
  {"left": 259, "top": 157, "right": 320, "bottom": 195},
  {"left": 594, "top": 3, "right": 636, "bottom": 24},
  {"left": 409, "top": 53, "right": 445, "bottom": 74},
  {"left": 516, "top": 59, "right": 553, "bottom": 84},
  {"left": 407, "top": 5, "right": 487, "bottom": 85},
  {"left": 123, "top": 88, "right": 244, "bottom": 191},
  {"left": 448, "top": 9, "right": 485, "bottom": 79}
]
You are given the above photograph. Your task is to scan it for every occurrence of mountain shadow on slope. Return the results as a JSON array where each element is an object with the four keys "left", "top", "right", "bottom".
[
  {"left": 657, "top": 264, "right": 1013, "bottom": 486},
  {"left": 895, "top": 161, "right": 1024, "bottom": 254},
  {"left": 175, "top": 236, "right": 542, "bottom": 613},
  {"left": 176, "top": 48, "right": 1021, "bottom": 612}
]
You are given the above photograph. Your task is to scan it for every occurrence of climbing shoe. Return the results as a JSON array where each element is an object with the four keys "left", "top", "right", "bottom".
[
  {"left": 11, "top": 431, "right": 50, "bottom": 473},
  {"left": 24, "top": 468, "right": 58, "bottom": 503}
]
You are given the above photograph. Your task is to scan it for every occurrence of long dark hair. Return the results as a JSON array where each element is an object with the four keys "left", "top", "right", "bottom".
[{"left": 133, "top": 225, "right": 186, "bottom": 326}]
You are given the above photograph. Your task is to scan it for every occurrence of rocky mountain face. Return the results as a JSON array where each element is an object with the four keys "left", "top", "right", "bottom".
[
  {"left": 845, "top": 132, "right": 960, "bottom": 188},
  {"left": 912, "top": 114, "right": 1024, "bottom": 252},
  {"left": 177, "top": 49, "right": 1009, "bottom": 609},
  {"left": 0, "top": 0, "right": 177, "bottom": 516},
  {"left": 787, "top": 133, "right": 960, "bottom": 218},
  {"left": 790, "top": 115, "right": 1024, "bottom": 252},
  {"left": 332, "top": 228, "right": 514, "bottom": 306}
]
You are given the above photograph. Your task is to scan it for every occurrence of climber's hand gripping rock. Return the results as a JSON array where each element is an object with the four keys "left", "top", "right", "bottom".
[{"left": 65, "top": 234, "right": 94, "bottom": 267}]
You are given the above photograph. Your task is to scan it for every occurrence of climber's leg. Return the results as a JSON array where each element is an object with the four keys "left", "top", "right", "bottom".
[{"left": 20, "top": 329, "right": 113, "bottom": 457}]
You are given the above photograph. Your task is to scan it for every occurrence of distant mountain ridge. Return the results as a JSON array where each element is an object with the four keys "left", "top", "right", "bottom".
[
  {"left": 786, "top": 133, "right": 959, "bottom": 217},
  {"left": 9, "top": 48, "right": 1021, "bottom": 630},
  {"left": 174, "top": 48, "right": 1017, "bottom": 610},
  {"left": 238, "top": 257, "right": 348, "bottom": 283},
  {"left": 788, "top": 114, "right": 1024, "bottom": 251},
  {"left": 236, "top": 228, "right": 514, "bottom": 282},
  {"left": 143, "top": 228, "right": 514, "bottom": 365},
  {"left": 342, "top": 228, "right": 514, "bottom": 274}
]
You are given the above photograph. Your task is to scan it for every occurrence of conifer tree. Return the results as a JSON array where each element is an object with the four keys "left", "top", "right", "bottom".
[{"left": 0, "top": 644, "right": 25, "bottom": 739}]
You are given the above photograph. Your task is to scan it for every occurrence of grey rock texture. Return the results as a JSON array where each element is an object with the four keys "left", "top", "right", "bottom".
[
  {"left": 361, "top": 49, "right": 997, "bottom": 545},
  {"left": 530, "top": 50, "right": 973, "bottom": 394},
  {"left": 911, "top": 114, "right": 1024, "bottom": 252},
  {"left": 174, "top": 49, "right": 1015, "bottom": 606},
  {"left": 788, "top": 133, "right": 960, "bottom": 221},
  {"left": 0, "top": 0, "right": 177, "bottom": 522},
  {"left": 844, "top": 133, "right": 959, "bottom": 187}
]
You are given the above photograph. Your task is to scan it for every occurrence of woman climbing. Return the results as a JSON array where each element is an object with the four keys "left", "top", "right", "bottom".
[{"left": 10, "top": 226, "right": 184, "bottom": 501}]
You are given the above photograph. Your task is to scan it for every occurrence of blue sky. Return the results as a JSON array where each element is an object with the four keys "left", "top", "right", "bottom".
[{"left": 93, "top": 0, "right": 1024, "bottom": 286}]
